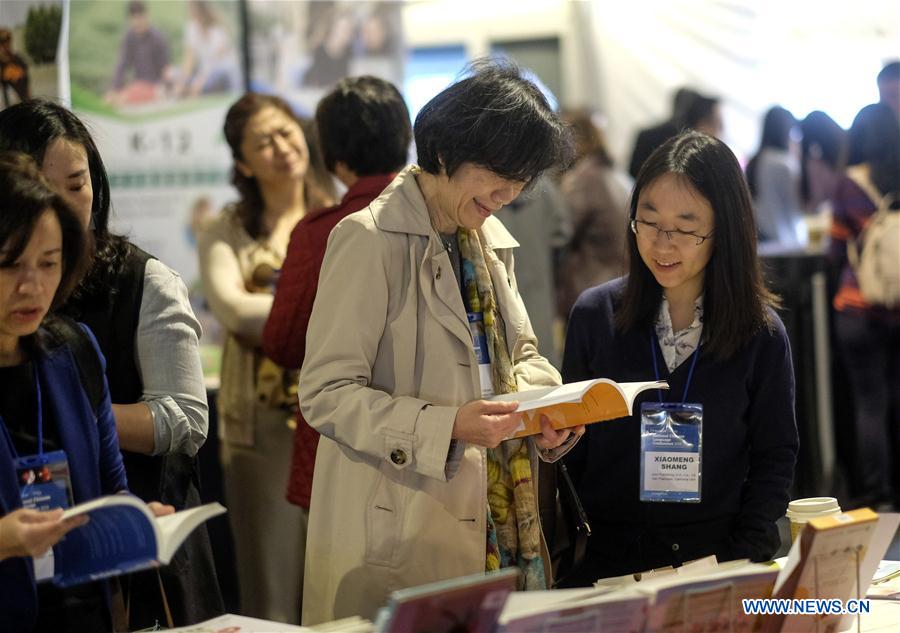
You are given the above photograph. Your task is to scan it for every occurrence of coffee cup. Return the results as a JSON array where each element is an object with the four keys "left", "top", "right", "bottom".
[{"left": 786, "top": 497, "right": 841, "bottom": 542}]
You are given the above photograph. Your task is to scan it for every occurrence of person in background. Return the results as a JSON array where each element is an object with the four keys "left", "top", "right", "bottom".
[
  {"left": 800, "top": 110, "right": 846, "bottom": 216},
  {"left": 683, "top": 93, "right": 723, "bottom": 138},
  {"left": 628, "top": 87, "right": 699, "bottom": 179},
  {"left": 0, "top": 28, "right": 30, "bottom": 107},
  {"left": 105, "top": 1, "right": 172, "bottom": 106},
  {"left": 561, "top": 132, "right": 798, "bottom": 584},
  {"left": 173, "top": 0, "right": 240, "bottom": 98},
  {"left": 0, "top": 100, "right": 221, "bottom": 630},
  {"left": 0, "top": 152, "right": 174, "bottom": 633},
  {"left": 198, "top": 92, "right": 333, "bottom": 625},
  {"left": 746, "top": 106, "right": 805, "bottom": 246},
  {"left": 828, "top": 102, "right": 900, "bottom": 510},
  {"left": 558, "top": 108, "right": 631, "bottom": 322},
  {"left": 260, "top": 75, "right": 411, "bottom": 618},
  {"left": 877, "top": 60, "right": 900, "bottom": 120},
  {"left": 494, "top": 178, "right": 571, "bottom": 367}
]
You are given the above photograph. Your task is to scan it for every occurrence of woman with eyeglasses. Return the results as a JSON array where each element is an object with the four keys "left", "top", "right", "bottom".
[{"left": 558, "top": 131, "right": 799, "bottom": 585}]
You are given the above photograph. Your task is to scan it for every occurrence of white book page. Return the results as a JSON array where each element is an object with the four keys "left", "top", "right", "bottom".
[
  {"left": 491, "top": 379, "right": 668, "bottom": 413},
  {"left": 155, "top": 502, "right": 226, "bottom": 563}
]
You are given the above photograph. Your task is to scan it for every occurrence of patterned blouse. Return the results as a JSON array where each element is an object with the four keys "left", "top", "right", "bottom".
[{"left": 655, "top": 295, "right": 704, "bottom": 372}]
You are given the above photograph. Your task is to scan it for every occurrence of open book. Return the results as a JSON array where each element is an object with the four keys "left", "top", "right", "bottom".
[
  {"left": 490, "top": 379, "right": 668, "bottom": 439},
  {"left": 52, "top": 494, "right": 226, "bottom": 587}
]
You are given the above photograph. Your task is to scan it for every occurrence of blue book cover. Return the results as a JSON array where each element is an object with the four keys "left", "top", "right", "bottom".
[{"left": 52, "top": 494, "right": 225, "bottom": 587}]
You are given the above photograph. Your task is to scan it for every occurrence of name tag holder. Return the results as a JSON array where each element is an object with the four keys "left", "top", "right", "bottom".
[
  {"left": 1, "top": 365, "right": 74, "bottom": 581},
  {"left": 640, "top": 333, "right": 703, "bottom": 503}
]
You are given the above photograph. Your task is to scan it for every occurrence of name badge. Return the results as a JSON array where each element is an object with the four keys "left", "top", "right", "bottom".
[
  {"left": 15, "top": 450, "right": 73, "bottom": 581},
  {"left": 640, "top": 402, "right": 702, "bottom": 503},
  {"left": 467, "top": 311, "right": 494, "bottom": 397}
]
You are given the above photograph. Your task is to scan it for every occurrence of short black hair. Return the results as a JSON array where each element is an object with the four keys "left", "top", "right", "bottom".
[
  {"left": 846, "top": 102, "right": 900, "bottom": 198},
  {"left": 128, "top": 1, "right": 147, "bottom": 16},
  {"left": 683, "top": 95, "right": 720, "bottom": 130},
  {"left": 414, "top": 58, "right": 574, "bottom": 184},
  {"left": 619, "top": 132, "right": 779, "bottom": 360},
  {"left": 877, "top": 60, "right": 900, "bottom": 85},
  {"left": 315, "top": 76, "right": 411, "bottom": 176},
  {"left": 0, "top": 152, "right": 90, "bottom": 310}
]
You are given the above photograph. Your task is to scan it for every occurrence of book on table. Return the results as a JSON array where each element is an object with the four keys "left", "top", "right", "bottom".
[
  {"left": 374, "top": 568, "right": 518, "bottom": 633},
  {"left": 490, "top": 378, "right": 668, "bottom": 439},
  {"left": 50, "top": 494, "right": 226, "bottom": 587},
  {"left": 496, "top": 558, "right": 778, "bottom": 632},
  {"left": 765, "top": 507, "right": 881, "bottom": 633}
]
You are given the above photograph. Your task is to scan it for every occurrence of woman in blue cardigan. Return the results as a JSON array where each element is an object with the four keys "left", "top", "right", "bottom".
[
  {"left": 0, "top": 154, "right": 170, "bottom": 632},
  {"left": 560, "top": 132, "right": 799, "bottom": 585}
]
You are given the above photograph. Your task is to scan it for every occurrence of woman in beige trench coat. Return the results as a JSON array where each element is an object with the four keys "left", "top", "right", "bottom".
[{"left": 298, "top": 61, "right": 581, "bottom": 625}]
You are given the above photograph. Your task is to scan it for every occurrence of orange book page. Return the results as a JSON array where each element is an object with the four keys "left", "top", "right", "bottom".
[{"left": 509, "top": 382, "right": 630, "bottom": 438}]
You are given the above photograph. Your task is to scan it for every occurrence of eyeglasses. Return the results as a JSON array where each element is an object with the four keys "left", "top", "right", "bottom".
[{"left": 630, "top": 219, "right": 714, "bottom": 247}]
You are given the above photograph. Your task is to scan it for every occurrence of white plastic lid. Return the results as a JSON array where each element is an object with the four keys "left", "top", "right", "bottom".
[{"left": 786, "top": 497, "right": 841, "bottom": 521}]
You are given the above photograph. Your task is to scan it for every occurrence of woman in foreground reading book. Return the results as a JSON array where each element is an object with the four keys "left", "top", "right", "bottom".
[
  {"left": 0, "top": 99, "right": 223, "bottom": 629},
  {"left": 297, "top": 59, "right": 583, "bottom": 625},
  {"left": 560, "top": 131, "right": 799, "bottom": 584},
  {"left": 0, "top": 153, "right": 173, "bottom": 633}
]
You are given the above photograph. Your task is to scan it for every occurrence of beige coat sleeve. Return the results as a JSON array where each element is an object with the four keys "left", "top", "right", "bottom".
[{"left": 298, "top": 216, "right": 458, "bottom": 482}]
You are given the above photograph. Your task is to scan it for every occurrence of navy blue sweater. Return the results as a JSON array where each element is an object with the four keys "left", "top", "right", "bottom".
[{"left": 561, "top": 278, "right": 798, "bottom": 582}]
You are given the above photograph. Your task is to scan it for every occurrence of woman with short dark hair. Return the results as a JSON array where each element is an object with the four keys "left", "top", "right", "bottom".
[
  {"left": 561, "top": 131, "right": 798, "bottom": 585},
  {"left": 298, "top": 60, "right": 580, "bottom": 624},
  {"left": 0, "top": 100, "right": 221, "bottom": 629},
  {"left": 0, "top": 152, "right": 129, "bottom": 633}
]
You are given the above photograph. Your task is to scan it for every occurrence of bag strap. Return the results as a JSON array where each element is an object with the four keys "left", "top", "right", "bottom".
[
  {"left": 844, "top": 167, "right": 889, "bottom": 272},
  {"left": 552, "top": 462, "right": 591, "bottom": 587},
  {"left": 44, "top": 317, "right": 104, "bottom": 411}
]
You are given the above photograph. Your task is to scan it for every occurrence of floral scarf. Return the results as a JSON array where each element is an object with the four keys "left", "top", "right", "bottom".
[{"left": 457, "top": 229, "right": 546, "bottom": 591}]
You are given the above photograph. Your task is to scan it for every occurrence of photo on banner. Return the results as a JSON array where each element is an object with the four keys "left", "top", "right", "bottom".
[
  {"left": 0, "top": 0, "right": 63, "bottom": 109},
  {"left": 247, "top": 0, "right": 404, "bottom": 116},
  {"left": 68, "top": 0, "right": 246, "bottom": 384}
]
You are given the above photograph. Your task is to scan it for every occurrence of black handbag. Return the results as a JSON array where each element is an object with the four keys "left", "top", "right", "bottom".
[{"left": 540, "top": 460, "right": 592, "bottom": 587}]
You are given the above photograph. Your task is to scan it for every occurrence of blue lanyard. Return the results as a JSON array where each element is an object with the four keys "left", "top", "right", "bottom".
[
  {"left": 0, "top": 363, "right": 43, "bottom": 459},
  {"left": 650, "top": 331, "right": 701, "bottom": 404}
]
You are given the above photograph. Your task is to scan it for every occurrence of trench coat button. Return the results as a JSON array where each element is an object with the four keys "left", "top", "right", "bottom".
[
  {"left": 436, "top": 267, "right": 442, "bottom": 280},
  {"left": 390, "top": 449, "right": 407, "bottom": 465},
  {"left": 672, "top": 543, "right": 680, "bottom": 551}
]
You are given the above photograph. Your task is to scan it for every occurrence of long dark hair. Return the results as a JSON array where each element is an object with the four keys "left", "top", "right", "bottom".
[
  {"left": 0, "top": 99, "right": 129, "bottom": 303},
  {"left": 223, "top": 92, "right": 335, "bottom": 239},
  {"left": 746, "top": 106, "right": 796, "bottom": 197},
  {"left": 618, "top": 132, "right": 779, "bottom": 361}
]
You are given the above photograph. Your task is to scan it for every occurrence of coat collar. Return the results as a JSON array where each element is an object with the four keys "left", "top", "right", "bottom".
[{"left": 371, "top": 165, "right": 520, "bottom": 249}]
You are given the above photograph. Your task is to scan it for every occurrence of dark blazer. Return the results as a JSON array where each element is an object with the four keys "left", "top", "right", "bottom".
[
  {"left": 560, "top": 279, "right": 798, "bottom": 585},
  {"left": 0, "top": 324, "right": 127, "bottom": 633}
]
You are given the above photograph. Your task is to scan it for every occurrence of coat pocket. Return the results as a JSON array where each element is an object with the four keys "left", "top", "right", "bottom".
[{"left": 364, "top": 463, "right": 407, "bottom": 567}]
